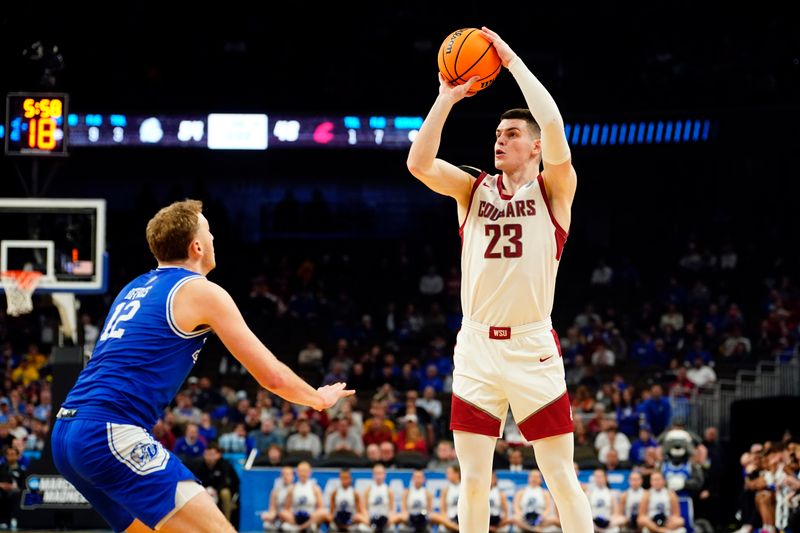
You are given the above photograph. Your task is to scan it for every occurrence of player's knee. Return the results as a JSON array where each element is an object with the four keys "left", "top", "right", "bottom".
[{"left": 460, "top": 473, "right": 490, "bottom": 499}]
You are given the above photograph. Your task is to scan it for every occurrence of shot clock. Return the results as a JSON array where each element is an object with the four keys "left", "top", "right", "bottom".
[{"left": 4, "top": 92, "right": 69, "bottom": 156}]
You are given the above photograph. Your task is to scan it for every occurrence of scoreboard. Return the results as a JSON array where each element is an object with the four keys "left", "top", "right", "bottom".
[
  {"left": 60, "top": 112, "right": 420, "bottom": 150},
  {"left": 4, "top": 93, "right": 69, "bottom": 156}
]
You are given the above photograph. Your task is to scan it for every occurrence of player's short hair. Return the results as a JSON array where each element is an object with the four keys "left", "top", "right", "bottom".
[
  {"left": 500, "top": 108, "right": 541, "bottom": 138},
  {"left": 146, "top": 199, "right": 203, "bottom": 262}
]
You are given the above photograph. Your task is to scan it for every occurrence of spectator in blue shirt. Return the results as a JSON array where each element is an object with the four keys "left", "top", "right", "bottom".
[
  {"left": 639, "top": 384, "right": 672, "bottom": 437},
  {"left": 615, "top": 387, "right": 640, "bottom": 438},
  {"left": 629, "top": 425, "right": 658, "bottom": 465},
  {"left": 198, "top": 412, "right": 217, "bottom": 444},
  {"left": 418, "top": 365, "right": 444, "bottom": 393},
  {"left": 173, "top": 423, "right": 206, "bottom": 460}
]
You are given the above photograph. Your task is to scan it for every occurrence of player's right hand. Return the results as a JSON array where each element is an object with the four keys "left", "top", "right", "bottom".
[
  {"left": 315, "top": 382, "right": 356, "bottom": 410},
  {"left": 438, "top": 72, "right": 480, "bottom": 101},
  {"left": 480, "top": 27, "right": 517, "bottom": 68}
]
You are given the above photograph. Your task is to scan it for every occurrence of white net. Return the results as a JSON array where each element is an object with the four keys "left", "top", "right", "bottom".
[{"left": 1, "top": 270, "right": 43, "bottom": 317}]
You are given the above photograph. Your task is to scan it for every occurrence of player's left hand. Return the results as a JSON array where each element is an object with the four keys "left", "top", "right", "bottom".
[
  {"left": 315, "top": 382, "right": 355, "bottom": 410},
  {"left": 438, "top": 72, "right": 480, "bottom": 102},
  {"left": 480, "top": 26, "right": 517, "bottom": 68}
]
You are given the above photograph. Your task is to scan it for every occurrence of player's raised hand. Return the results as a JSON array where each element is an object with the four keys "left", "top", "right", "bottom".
[
  {"left": 438, "top": 72, "right": 480, "bottom": 101},
  {"left": 480, "top": 27, "right": 517, "bottom": 68},
  {"left": 315, "top": 382, "right": 355, "bottom": 410}
]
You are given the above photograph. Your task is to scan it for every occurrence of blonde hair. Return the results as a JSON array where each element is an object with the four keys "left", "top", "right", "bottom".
[{"left": 145, "top": 200, "right": 203, "bottom": 262}]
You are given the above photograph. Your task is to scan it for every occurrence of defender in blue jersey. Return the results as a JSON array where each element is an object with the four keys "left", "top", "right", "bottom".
[{"left": 52, "top": 200, "right": 354, "bottom": 533}]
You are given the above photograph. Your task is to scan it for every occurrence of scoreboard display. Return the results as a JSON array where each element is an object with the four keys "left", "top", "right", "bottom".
[{"left": 4, "top": 93, "right": 69, "bottom": 156}]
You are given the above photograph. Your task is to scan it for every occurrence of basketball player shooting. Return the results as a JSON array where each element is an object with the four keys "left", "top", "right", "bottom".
[
  {"left": 407, "top": 27, "right": 592, "bottom": 532},
  {"left": 51, "top": 200, "right": 354, "bottom": 533}
]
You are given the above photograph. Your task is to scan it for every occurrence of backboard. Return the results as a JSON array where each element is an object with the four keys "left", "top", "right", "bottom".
[{"left": 0, "top": 198, "right": 107, "bottom": 294}]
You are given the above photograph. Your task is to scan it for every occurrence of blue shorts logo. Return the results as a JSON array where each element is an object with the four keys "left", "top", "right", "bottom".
[{"left": 131, "top": 440, "right": 160, "bottom": 467}]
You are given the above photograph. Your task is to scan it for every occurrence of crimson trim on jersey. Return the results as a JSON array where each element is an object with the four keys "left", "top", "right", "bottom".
[
  {"left": 496, "top": 174, "right": 514, "bottom": 200},
  {"left": 459, "top": 171, "right": 488, "bottom": 239},
  {"left": 450, "top": 394, "right": 502, "bottom": 437},
  {"left": 516, "top": 391, "right": 574, "bottom": 441},
  {"left": 536, "top": 174, "right": 568, "bottom": 261}
]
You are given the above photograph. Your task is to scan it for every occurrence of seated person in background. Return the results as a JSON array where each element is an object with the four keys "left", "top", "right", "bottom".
[
  {"left": 363, "top": 464, "right": 397, "bottom": 532},
  {"left": 218, "top": 422, "right": 254, "bottom": 454},
  {"left": 398, "top": 469, "right": 433, "bottom": 533},
  {"left": 427, "top": 440, "right": 458, "bottom": 471},
  {"left": 394, "top": 415, "right": 429, "bottom": 456},
  {"left": 513, "top": 469, "right": 561, "bottom": 532},
  {"left": 637, "top": 471, "right": 686, "bottom": 533},
  {"left": 587, "top": 469, "right": 627, "bottom": 533},
  {"left": 379, "top": 441, "right": 397, "bottom": 468},
  {"left": 279, "top": 461, "right": 328, "bottom": 531},
  {"left": 431, "top": 465, "right": 461, "bottom": 532},
  {"left": 0, "top": 445, "right": 25, "bottom": 528},
  {"left": 188, "top": 443, "right": 240, "bottom": 524},
  {"left": 488, "top": 470, "right": 510, "bottom": 532},
  {"left": 634, "top": 447, "right": 663, "bottom": 488},
  {"left": 629, "top": 426, "right": 658, "bottom": 466},
  {"left": 328, "top": 468, "right": 368, "bottom": 531},
  {"left": 605, "top": 448, "right": 632, "bottom": 472},
  {"left": 286, "top": 418, "right": 323, "bottom": 459},
  {"left": 262, "top": 443, "right": 285, "bottom": 467},
  {"left": 261, "top": 466, "right": 294, "bottom": 531},
  {"left": 324, "top": 416, "right": 364, "bottom": 457},
  {"left": 619, "top": 471, "right": 645, "bottom": 533},
  {"left": 173, "top": 422, "right": 206, "bottom": 460},
  {"left": 365, "top": 443, "right": 381, "bottom": 464},
  {"left": 508, "top": 448, "right": 526, "bottom": 473}
]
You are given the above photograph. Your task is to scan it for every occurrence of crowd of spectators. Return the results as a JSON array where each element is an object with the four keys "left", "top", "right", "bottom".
[{"left": 0, "top": 195, "right": 797, "bottom": 529}]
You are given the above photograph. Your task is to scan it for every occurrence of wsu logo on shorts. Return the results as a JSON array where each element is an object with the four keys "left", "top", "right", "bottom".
[{"left": 130, "top": 439, "right": 161, "bottom": 467}]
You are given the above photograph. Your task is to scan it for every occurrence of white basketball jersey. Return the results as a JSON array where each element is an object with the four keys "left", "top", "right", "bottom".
[
  {"left": 624, "top": 487, "right": 645, "bottom": 519},
  {"left": 519, "top": 486, "right": 547, "bottom": 515},
  {"left": 445, "top": 482, "right": 461, "bottom": 518},
  {"left": 460, "top": 172, "right": 567, "bottom": 326},
  {"left": 647, "top": 488, "right": 671, "bottom": 518},
  {"left": 367, "top": 483, "right": 391, "bottom": 517},
  {"left": 274, "top": 481, "right": 292, "bottom": 512},
  {"left": 334, "top": 486, "right": 357, "bottom": 513},
  {"left": 292, "top": 480, "right": 317, "bottom": 513},
  {"left": 407, "top": 486, "right": 428, "bottom": 515},
  {"left": 589, "top": 486, "right": 614, "bottom": 518},
  {"left": 489, "top": 486, "right": 503, "bottom": 517}
]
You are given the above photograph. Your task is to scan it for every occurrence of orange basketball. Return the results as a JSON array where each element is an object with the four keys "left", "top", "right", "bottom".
[{"left": 438, "top": 28, "right": 502, "bottom": 94}]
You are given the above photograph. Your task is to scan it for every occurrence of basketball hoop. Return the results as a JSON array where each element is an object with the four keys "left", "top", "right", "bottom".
[{"left": 1, "top": 270, "right": 43, "bottom": 316}]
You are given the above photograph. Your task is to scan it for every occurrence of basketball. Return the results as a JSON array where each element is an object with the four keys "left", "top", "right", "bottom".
[{"left": 438, "top": 28, "right": 502, "bottom": 94}]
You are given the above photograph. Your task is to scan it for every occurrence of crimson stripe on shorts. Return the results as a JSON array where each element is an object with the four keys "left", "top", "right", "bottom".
[
  {"left": 450, "top": 394, "right": 501, "bottom": 438},
  {"left": 551, "top": 329, "right": 563, "bottom": 357},
  {"left": 516, "top": 391, "right": 574, "bottom": 442}
]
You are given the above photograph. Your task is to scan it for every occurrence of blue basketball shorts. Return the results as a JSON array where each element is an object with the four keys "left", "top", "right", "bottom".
[{"left": 52, "top": 417, "right": 198, "bottom": 531}]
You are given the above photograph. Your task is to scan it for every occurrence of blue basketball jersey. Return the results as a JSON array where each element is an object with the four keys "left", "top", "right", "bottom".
[
  {"left": 662, "top": 461, "right": 693, "bottom": 496},
  {"left": 62, "top": 266, "right": 211, "bottom": 429}
]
